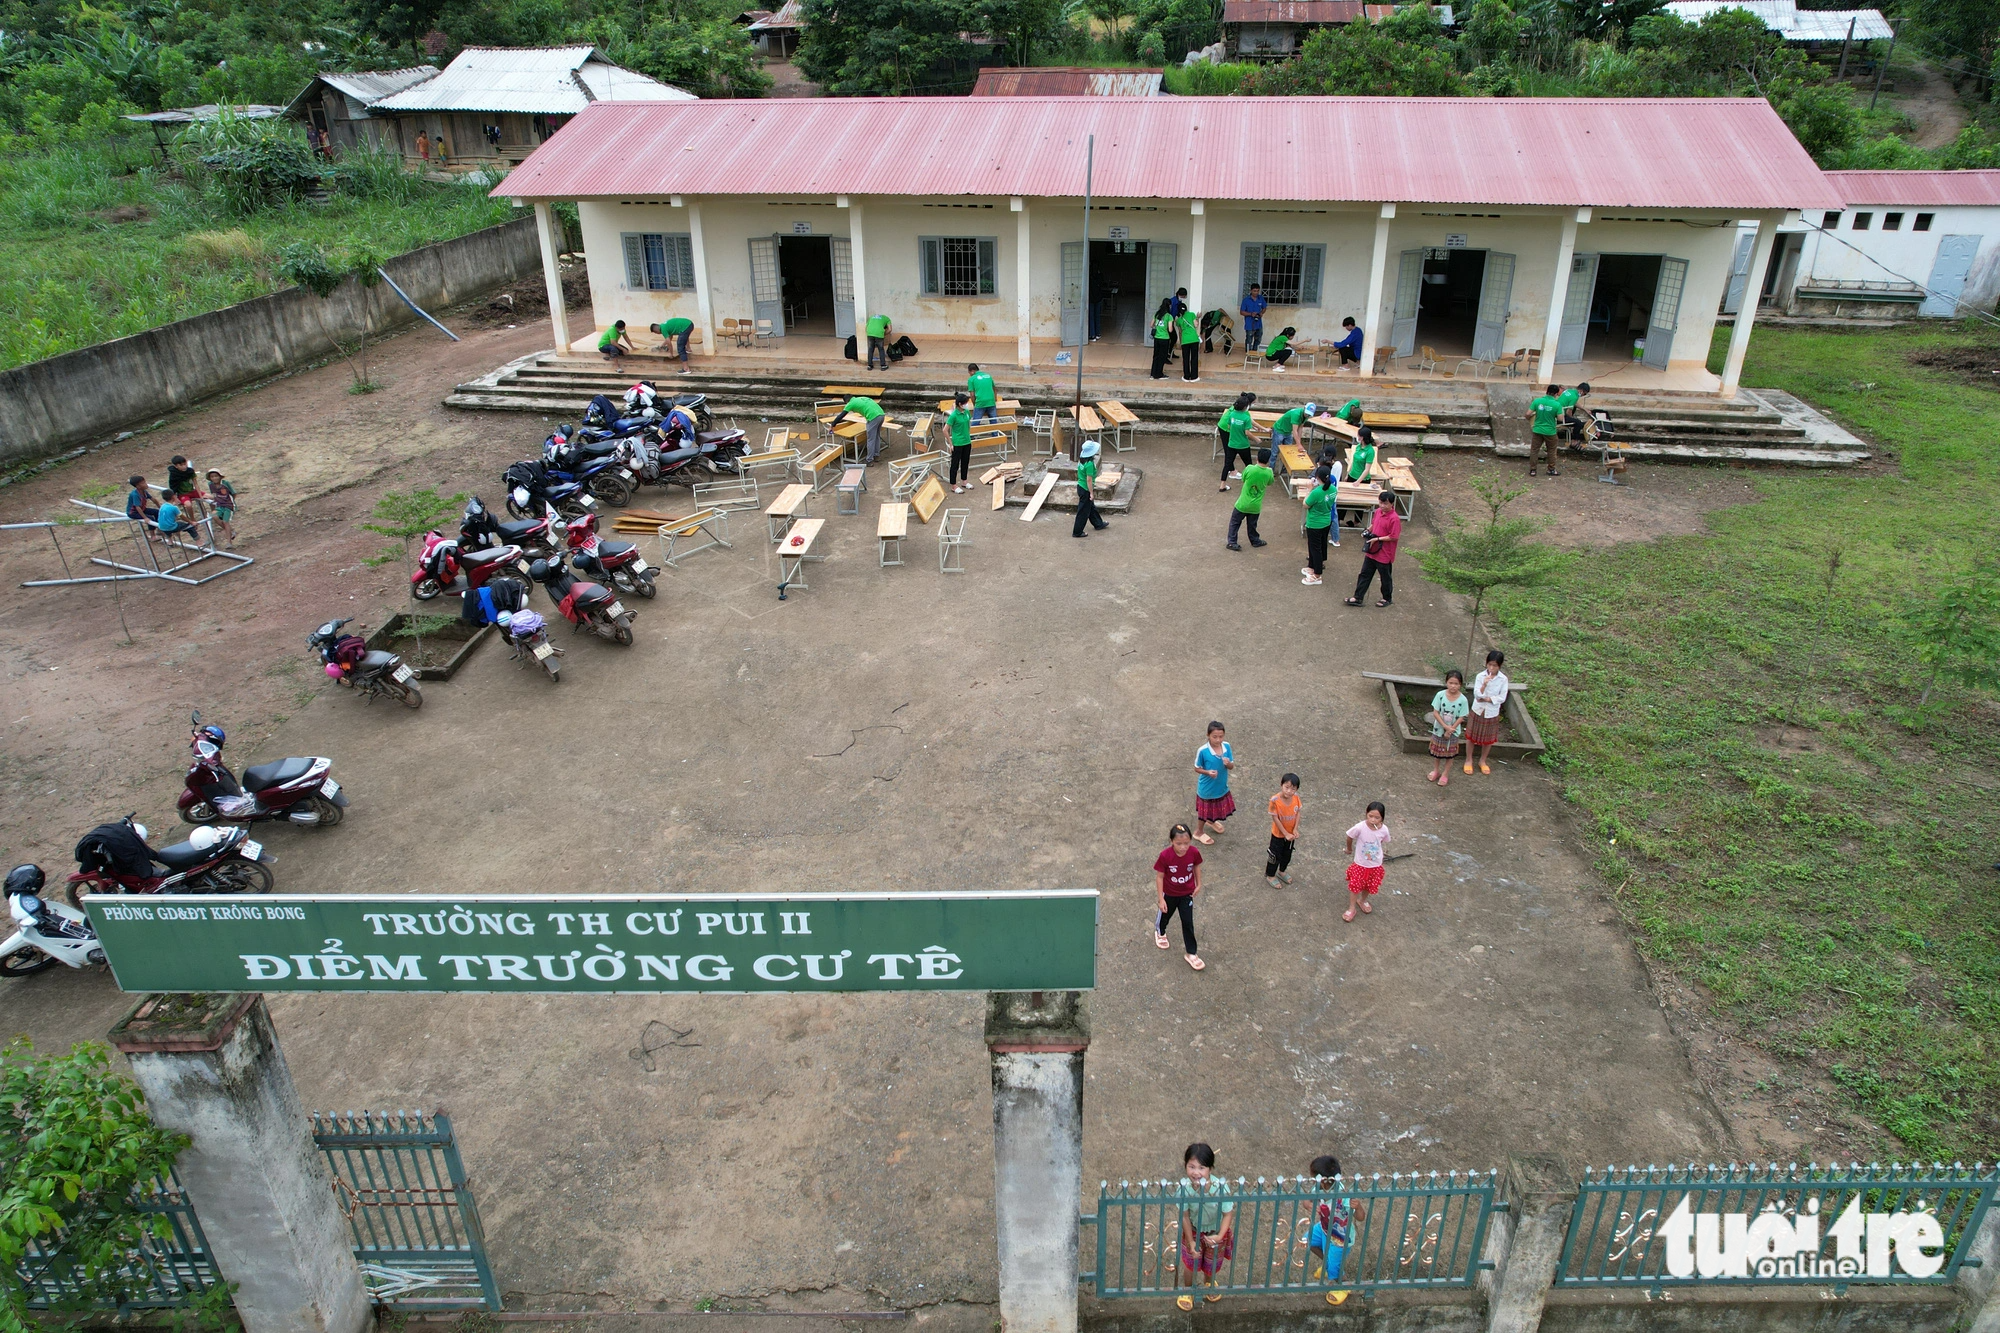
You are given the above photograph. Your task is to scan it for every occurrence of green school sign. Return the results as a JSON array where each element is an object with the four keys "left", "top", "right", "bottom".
[{"left": 83, "top": 892, "right": 1100, "bottom": 995}]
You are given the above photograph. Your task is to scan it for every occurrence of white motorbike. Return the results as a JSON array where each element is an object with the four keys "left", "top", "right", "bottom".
[{"left": 1, "top": 865, "right": 106, "bottom": 977}]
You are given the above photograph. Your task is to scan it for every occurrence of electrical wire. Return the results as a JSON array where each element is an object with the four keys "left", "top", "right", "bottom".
[{"left": 1795, "top": 216, "right": 2000, "bottom": 327}]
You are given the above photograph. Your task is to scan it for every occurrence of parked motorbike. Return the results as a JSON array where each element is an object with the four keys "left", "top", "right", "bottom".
[
  {"left": 543, "top": 428, "right": 637, "bottom": 507},
  {"left": 604, "top": 384, "right": 711, "bottom": 433},
  {"left": 498, "top": 609, "right": 563, "bottom": 682},
  {"left": 563, "top": 511, "right": 656, "bottom": 599},
  {"left": 528, "top": 555, "right": 636, "bottom": 645},
  {"left": 411, "top": 530, "right": 532, "bottom": 602},
  {"left": 1, "top": 864, "right": 107, "bottom": 976},
  {"left": 460, "top": 494, "right": 560, "bottom": 560},
  {"left": 620, "top": 429, "right": 716, "bottom": 488},
  {"left": 504, "top": 459, "right": 596, "bottom": 521},
  {"left": 65, "top": 814, "right": 275, "bottom": 906},
  {"left": 308, "top": 618, "right": 422, "bottom": 709},
  {"left": 179, "top": 712, "right": 346, "bottom": 828}
]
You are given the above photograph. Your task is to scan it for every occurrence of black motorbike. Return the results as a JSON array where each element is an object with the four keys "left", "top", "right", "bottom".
[
  {"left": 461, "top": 494, "right": 561, "bottom": 559},
  {"left": 308, "top": 618, "right": 422, "bottom": 709},
  {"left": 504, "top": 459, "right": 596, "bottom": 521}
]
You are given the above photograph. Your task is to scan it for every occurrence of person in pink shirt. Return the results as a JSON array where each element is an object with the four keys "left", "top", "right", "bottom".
[{"left": 1345, "top": 490, "right": 1401, "bottom": 608}]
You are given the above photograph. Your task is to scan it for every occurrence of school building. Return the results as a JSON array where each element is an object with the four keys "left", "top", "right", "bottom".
[{"left": 495, "top": 96, "right": 1840, "bottom": 396}]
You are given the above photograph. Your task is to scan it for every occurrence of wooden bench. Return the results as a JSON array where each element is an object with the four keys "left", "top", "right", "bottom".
[
  {"left": 691, "top": 475, "right": 759, "bottom": 514},
  {"left": 907, "top": 411, "right": 936, "bottom": 453},
  {"left": 655, "top": 507, "right": 732, "bottom": 567},
  {"left": 890, "top": 451, "right": 945, "bottom": 499},
  {"left": 968, "top": 424, "right": 1015, "bottom": 469},
  {"left": 800, "top": 441, "right": 845, "bottom": 494},
  {"left": 776, "top": 517, "right": 825, "bottom": 600},
  {"left": 937, "top": 508, "right": 969, "bottom": 573},
  {"left": 939, "top": 397, "right": 1021, "bottom": 414},
  {"left": 1066, "top": 404, "right": 1104, "bottom": 437},
  {"left": 1096, "top": 399, "right": 1139, "bottom": 452},
  {"left": 877, "top": 501, "right": 908, "bottom": 567},
  {"left": 823, "top": 385, "right": 884, "bottom": 398},
  {"left": 738, "top": 447, "right": 801, "bottom": 488},
  {"left": 764, "top": 482, "right": 813, "bottom": 544},
  {"left": 836, "top": 464, "right": 868, "bottom": 515}
]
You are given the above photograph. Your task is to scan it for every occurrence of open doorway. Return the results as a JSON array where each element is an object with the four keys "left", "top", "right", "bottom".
[
  {"left": 777, "top": 236, "right": 836, "bottom": 338},
  {"left": 1089, "top": 240, "right": 1149, "bottom": 343},
  {"left": 1415, "top": 248, "right": 1486, "bottom": 356},
  {"left": 1581, "top": 254, "right": 1661, "bottom": 362}
]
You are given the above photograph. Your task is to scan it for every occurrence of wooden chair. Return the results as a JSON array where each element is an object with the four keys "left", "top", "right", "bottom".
[
  {"left": 1494, "top": 348, "right": 1534, "bottom": 379},
  {"left": 719, "top": 319, "right": 740, "bottom": 348},
  {"left": 1410, "top": 345, "right": 1442, "bottom": 375},
  {"left": 1372, "top": 346, "right": 1397, "bottom": 374}
]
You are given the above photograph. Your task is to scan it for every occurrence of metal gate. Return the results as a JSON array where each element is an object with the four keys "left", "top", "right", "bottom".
[
  {"left": 313, "top": 1109, "right": 502, "bottom": 1310},
  {"left": 14, "top": 1171, "right": 221, "bottom": 1313}
]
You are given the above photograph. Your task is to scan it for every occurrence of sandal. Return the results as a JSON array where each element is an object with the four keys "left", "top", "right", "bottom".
[
  {"left": 1479, "top": 761, "right": 1491, "bottom": 775},
  {"left": 1375, "top": 599, "right": 1391, "bottom": 607},
  {"left": 1155, "top": 932, "right": 1171, "bottom": 949},
  {"left": 1438, "top": 773, "right": 1449, "bottom": 787},
  {"left": 1176, "top": 1296, "right": 1194, "bottom": 1312},
  {"left": 1344, "top": 597, "right": 1362, "bottom": 606},
  {"left": 1326, "top": 1291, "right": 1349, "bottom": 1306},
  {"left": 1342, "top": 907, "right": 1356, "bottom": 922},
  {"left": 1194, "top": 832, "right": 1214, "bottom": 845},
  {"left": 1186, "top": 954, "right": 1205, "bottom": 971},
  {"left": 1464, "top": 761, "right": 1474, "bottom": 775},
  {"left": 1360, "top": 901, "right": 1372, "bottom": 913},
  {"left": 1426, "top": 771, "right": 1438, "bottom": 783},
  {"left": 1203, "top": 1295, "right": 1222, "bottom": 1304}
]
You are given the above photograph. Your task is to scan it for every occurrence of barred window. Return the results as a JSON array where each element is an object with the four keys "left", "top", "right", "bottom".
[
  {"left": 620, "top": 233, "right": 696, "bottom": 291},
  {"left": 1239, "top": 242, "right": 1324, "bottom": 307},
  {"left": 919, "top": 236, "right": 998, "bottom": 297}
]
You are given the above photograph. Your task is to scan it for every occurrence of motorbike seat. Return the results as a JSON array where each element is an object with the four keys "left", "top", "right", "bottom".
[
  {"left": 571, "top": 582, "right": 614, "bottom": 609},
  {"left": 658, "top": 445, "right": 700, "bottom": 466},
  {"left": 459, "top": 546, "right": 518, "bottom": 568},
  {"left": 244, "top": 757, "right": 313, "bottom": 789},
  {"left": 495, "top": 519, "right": 543, "bottom": 541},
  {"left": 696, "top": 431, "right": 736, "bottom": 447},
  {"left": 598, "top": 540, "right": 636, "bottom": 559},
  {"left": 359, "top": 650, "right": 400, "bottom": 674},
  {"left": 153, "top": 839, "right": 214, "bottom": 869},
  {"left": 576, "top": 439, "right": 621, "bottom": 459}
]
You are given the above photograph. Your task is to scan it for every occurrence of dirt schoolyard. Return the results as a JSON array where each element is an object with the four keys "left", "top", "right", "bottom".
[{"left": 3, "top": 312, "right": 1839, "bottom": 1313}]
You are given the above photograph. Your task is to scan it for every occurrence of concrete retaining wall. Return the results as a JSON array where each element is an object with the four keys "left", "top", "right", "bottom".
[{"left": 0, "top": 214, "right": 540, "bottom": 464}]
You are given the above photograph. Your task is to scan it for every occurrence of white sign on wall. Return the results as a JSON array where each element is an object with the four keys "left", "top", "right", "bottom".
[
  {"left": 1445, "top": 233, "right": 1469, "bottom": 248},
  {"left": 793, "top": 221, "right": 812, "bottom": 235},
  {"left": 1107, "top": 226, "right": 1130, "bottom": 241}
]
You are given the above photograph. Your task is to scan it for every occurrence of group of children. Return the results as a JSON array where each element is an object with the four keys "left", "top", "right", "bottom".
[
  {"left": 1175, "top": 1142, "right": 1362, "bottom": 1307},
  {"left": 124, "top": 455, "right": 238, "bottom": 548},
  {"left": 1152, "top": 721, "right": 1398, "bottom": 972}
]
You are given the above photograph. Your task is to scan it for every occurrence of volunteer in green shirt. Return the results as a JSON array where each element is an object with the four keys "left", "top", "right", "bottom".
[
  {"left": 832, "top": 393, "right": 887, "bottom": 464},
  {"left": 1226, "top": 449, "right": 1275, "bottom": 551},
  {"left": 946, "top": 391, "right": 974, "bottom": 493},
  {"left": 1302, "top": 464, "right": 1336, "bottom": 584},
  {"left": 1271, "top": 401, "right": 1316, "bottom": 451},
  {"left": 650, "top": 317, "right": 695, "bottom": 371},
  {"left": 1332, "top": 398, "right": 1362, "bottom": 423},
  {"left": 1527, "top": 384, "right": 1563, "bottom": 476},
  {"left": 1178, "top": 307, "right": 1201, "bottom": 382},
  {"left": 966, "top": 364, "right": 998, "bottom": 423},
  {"left": 1149, "top": 302, "right": 1175, "bottom": 380},
  {"left": 1216, "top": 396, "right": 1255, "bottom": 491},
  {"left": 866, "top": 313, "right": 892, "bottom": 371},
  {"left": 1073, "top": 438, "right": 1110, "bottom": 538},
  {"left": 1557, "top": 381, "right": 1592, "bottom": 447},
  {"left": 1262, "top": 325, "right": 1297, "bottom": 371},
  {"left": 597, "top": 319, "right": 632, "bottom": 360},
  {"left": 1344, "top": 426, "right": 1379, "bottom": 483}
]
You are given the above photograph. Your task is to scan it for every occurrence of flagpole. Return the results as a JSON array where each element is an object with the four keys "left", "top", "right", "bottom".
[{"left": 1072, "top": 134, "right": 1093, "bottom": 462}]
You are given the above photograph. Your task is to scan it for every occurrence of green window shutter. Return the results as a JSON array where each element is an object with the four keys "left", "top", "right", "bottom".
[
  {"left": 978, "top": 238, "right": 997, "bottom": 295},
  {"left": 1240, "top": 243, "right": 1263, "bottom": 304},
  {"left": 920, "top": 237, "right": 941, "bottom": 295},
  {"left": 1301, "top": 245, "right": 1324, "bottom": 305},
  {"left": 669, "top": 234, "right": 695, "bottom": 289},
  {"left": 622, "top": 234, "right": 645, "bottom": 290}
]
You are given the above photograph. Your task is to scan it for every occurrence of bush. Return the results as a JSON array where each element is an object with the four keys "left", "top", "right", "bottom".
[
  {"left": 183, "top": 228, "right": 266, "bottom": 265},
  {"left": 1778, "top": 84, "right": 1861, "bottom": 162},
  {"left": 178, "top": 113, "right": 320, "bottom": 216},
  {"left": 1163, "top": 61, "right": 1251, "bottom": 95},
  {"left": 1462, "top": 61, "right": 1517, "bottom": 94}
]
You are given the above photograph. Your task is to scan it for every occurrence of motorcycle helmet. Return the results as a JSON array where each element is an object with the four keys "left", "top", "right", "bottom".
[
  {"left": 130, "top": 822, "right": 148, "bottom": 843},
  {"left": 197, "top": 724, "right": 226, "bottom": 747},
  {"left": 326, "top": 662, "right": 346, "bottom": 679},
  {"left": 188, "top": 825, "right": 225, "bottom": 852},
  {"left": 528, "top": 559, "right": 551, "bottom": 581},
  {"left": 5, "top": 864, "right": 45, "bottom": 895}
]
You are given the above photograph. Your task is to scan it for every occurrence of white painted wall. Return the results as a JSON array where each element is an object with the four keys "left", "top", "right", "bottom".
[{"left": 1793, "top": 203, "right": 2000, "bottom": 312}]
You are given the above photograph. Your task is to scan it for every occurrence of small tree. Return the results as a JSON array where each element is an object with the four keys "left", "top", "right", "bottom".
[
  {"left": 361, "top": 487, "right": 466, "bottom": 571},
  {"left": 277, "top": 242, "right": 386, "bottom": 393},
  {"left": 0, "top": 1040, "right": 191, "bottom": 1325},
  {"left": 1909, "top": 556, "right": 2000, "bottom": 706},
  {"left": 1415, "top": 476, "right": 1563, "bottom": 670}
]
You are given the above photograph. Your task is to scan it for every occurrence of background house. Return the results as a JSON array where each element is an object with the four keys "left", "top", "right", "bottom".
[
  {"left": 366, "top": 46, "right": 693, "bottom": 168},
  {"left": 284, "top": 68, "right": 440, "bottom": 153},
  {"left": 1762, "top": 170, "right": 2000, "bottom": 317},
  {"left": 746, "top": 2, "right": 804, "bottom": 58},
  {"left": 970, "top": 67, "right": 1163, "bottom": 95},
  {"left": 1662, "top": 1, "right": 1891, "bottom": 46}
]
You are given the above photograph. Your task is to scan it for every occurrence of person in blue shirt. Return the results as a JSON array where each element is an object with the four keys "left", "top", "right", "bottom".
[
  {"left": 126, "top": 474, "right": 159, "bottom": 524},
  {"left": 1332, "top": 317, "right": 1364, "bottom": 367},
  {"left": 1240, "top": 285, "right": 1268, "bottom": 351}
]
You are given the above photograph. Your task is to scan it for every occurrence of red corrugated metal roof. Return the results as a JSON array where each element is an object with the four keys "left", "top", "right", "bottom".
[
  {"left": 494, "top": 96, "right": 1842, "bottom": 210},
  {"left": 1825, "top": 170, "right": 2000, "bottom": 208},
  {"left": 1223, "top": 1, "right": 1365, "bottom": 23},
  {"left": 971, "top": 67, "right": 1164, "bottom": 96}
]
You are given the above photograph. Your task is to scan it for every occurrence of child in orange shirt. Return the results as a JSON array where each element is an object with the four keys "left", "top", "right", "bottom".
[{"left": 1264, "top": 772, "right": 1301, "bottom": 889}]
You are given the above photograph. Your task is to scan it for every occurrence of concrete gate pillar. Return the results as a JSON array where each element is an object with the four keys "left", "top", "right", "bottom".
[
  {"left": 111, "top": 994, "right": 372, "bottom": 1333},
  {"left": 1484, "top": 1153, "right": 1575, "bottom": 1333},
  {"left": 986, "top": 991, "right": 1090, "bottom": 1333}
]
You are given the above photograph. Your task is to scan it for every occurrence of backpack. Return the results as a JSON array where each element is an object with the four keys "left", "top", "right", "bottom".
[
  {"left": 843, "top": 334, "right": 857, "bottom": 361},
  {"left": 75, "top": 821, "right": 156, "bottom": 878},
  {"left": 584, "top": 395, "right": 617, "bottom": 429},
  {"left": 332, "top": 634, "right": 368, "bottom": 666},
  {"left": 892, "top": 335, "right": 918, "bottom": 358}
]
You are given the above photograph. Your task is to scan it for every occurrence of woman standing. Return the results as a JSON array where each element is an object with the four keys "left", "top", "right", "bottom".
[
  {"left": 1465, "top": 650, "right": 1510, "bottom": 776},
  {"left": 1426, "top": 670, "right": 1469, "bottom": 787},
  {"left": 1153, "top": 823, "right": 1205, "bottom": 971},
  {"left": 1302, "top": 466, "right": 1333, "bottom": 585},
  {"left": 1179, "top": 304, "right": 1202, "bottom": 382},
  {"left": 1149, "top": 301, "right": 1175, "bottom": 380}
]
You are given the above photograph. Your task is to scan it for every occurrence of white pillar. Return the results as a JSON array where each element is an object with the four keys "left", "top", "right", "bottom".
[
  {"left": 986, "top": 992, "right": 1088, "bottom": 1333},
  {"left": 843, "top": 196, "right": 870, "bottom": 340},
  {"left": 1720, "top": 214, "right": 1778, "bottom": 399},
  {"left": 1359, "top": 203, "right": 1394, "bottom": 379},
  {"left": 1485, "top": 1155, "right": 1575, "bottom": 1333},
  {"left": 1187, "top": 201, "right": 1206, "bottom": 317},
  {"left": 1013, "top": 197, "right": 1031, "bottom": 369},
  {"left": 533, "top": 200, "right": 572, "bottom": 355},
  {"left": 687, "top": 198, "right": 715, "bottom": 358},
  {"left": 1957, "top": 1201, "right": 2000, "bottom": 1333},
  {"left": 113, "top": 996, "right": 371, "bottom": 1333},
  {"left": 1536, "top": 209, "right": 1583, "bottom": 385}
]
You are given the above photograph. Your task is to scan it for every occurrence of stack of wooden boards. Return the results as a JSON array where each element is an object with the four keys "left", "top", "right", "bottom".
[{"left": 613, "top": 507, "right": 689, "bottom": 535}]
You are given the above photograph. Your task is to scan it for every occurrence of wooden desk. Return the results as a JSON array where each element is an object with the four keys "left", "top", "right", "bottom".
[
  {"left": 776, "top": 517, "right": 824, "bottom": 598},
  {"left": 800, "top": 441, "right": 844, "bottom": 494},
  {"left": 1276, "top": 443, "right": 1314, "bottom": 482},
  {"left": 1364, "top": 411, "right": 1431, "bottom": 429},
  {"left": 832, "top": 415, "right": 894, "bottom": 440},
  {"left": 1309, "top": 414, "right": 1361, "bottom": 440},
  {"left": 1096, "top": 400, "right": 1138, "bottom": 426},
  {"left": 938, "top": 397, "right": 1021, "bottom": 414},
  {"left": 823, "top": 385, "right": 884, "bottom": 397},
  {"left": 1065, "top": 404, "right": 1103, "bottom": 434},
  {"left": 877, "top": 502, "right": 908, "bottom": 567},
  {"left": 1096, "top": 399, "right": 1140, "bottom": 453},
  {"left": 764, "top": 482, "right": 812, "bottom": 544}
]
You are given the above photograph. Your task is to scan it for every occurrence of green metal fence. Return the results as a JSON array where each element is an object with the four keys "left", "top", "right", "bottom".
[
  {"left": 312, "top": 1109, "right": 503, "bottom": 1310},
  {"left": 1555, "top": 1162, "right": 1999, "bottom": 1288},
  {"left": 1085, "top": 1171, "right": 1502, "bottom": 1298},
  {"left": 13, "top": 1171, "right": 220, "bottom": 1313}
]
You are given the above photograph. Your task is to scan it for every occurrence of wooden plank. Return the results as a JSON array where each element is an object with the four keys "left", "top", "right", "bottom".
[
  {"left": 1066, "top": 404, "right": 1103, "bottom": 433},
  {"left": 910, "top": 475, "right": 948, "bottom": 524},
  {"left": 1310, "top": 414, "right": 1362, "bottom": 439},
  {"left": 1020, "top": 471, "right": 1059, "bottom": 522},
  {"left": 877, "top": 502, "right": 909, "bottom": 538},
  {"left": 978, "top": 462, "right": 1023, "bottom": 485},
  {"left": 991, "top": 477, "right": 1007, "bottom": 510},
  {"left": 823, "top": 385, "right": 884, "bottom": 396},
  {"left": 1386, "top": 456, "right": 1416, "bottom": 468},
  {"left": 1365, "top": 412, "right": 1431, "bottom": 428},
  {"left": 651, "top": 508, "right": 720, "bottom": 536},
  {"left": 764, "top": 483, "right": 812, "bottom": 518},
  {"left": 1094, "top": 467, "right": 1123, "bottom": 494},
  {"left": 1096, "top": 399, "right": 1137, "bottom": 424},
  {"left": 938, "top": 397, "right": 1022, "bottom": 413}
]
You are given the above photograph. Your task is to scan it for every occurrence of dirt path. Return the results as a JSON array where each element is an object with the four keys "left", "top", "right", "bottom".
[{"left": 1893, "top": 58, "right": 1969, "bottom": 150}]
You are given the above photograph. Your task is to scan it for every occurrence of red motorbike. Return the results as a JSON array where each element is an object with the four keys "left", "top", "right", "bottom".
[
  {"left": 178, "top": 712, "right": 347, "bottom": 828},
  {"left": 563, "top": 511, "right": 656, "bottom": 600},
  {"left": 527, "top": 555, "right": 636, "bottom": 645},
  {"left": 411, "top": 530, "right": 532, "bottom": 602},
  {"left": 459, "top": 495, "right": 560, "bottom": 560},
  {"left": 63, "top": 814, "right": 274, "bottom": 907}
]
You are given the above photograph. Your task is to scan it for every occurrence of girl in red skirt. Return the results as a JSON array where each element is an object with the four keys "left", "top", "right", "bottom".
[
  {"left": 1342, "top": 801, "right": 1391, "bottom": 923},
  {"left": 1465, "top": 650, "right": 1510, "bottom": 776},
  {"left": 1174, "top": 1142, "right": 1236, "bottom": 1308},
  {"left": 1192, "top": 721, "right": 1235, "bottom": 845}
]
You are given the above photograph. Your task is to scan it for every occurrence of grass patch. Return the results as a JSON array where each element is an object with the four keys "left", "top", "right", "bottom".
[
  {"left": 1485, "top": 320, "right": 2000, "bottom": 1161},
  {"left": 0, "top": 134, "right": 517, "bottom": 369}
]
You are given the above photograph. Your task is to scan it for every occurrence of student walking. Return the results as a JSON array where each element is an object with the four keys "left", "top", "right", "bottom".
[
  {"left": 1465, "top": 650, "right": 1510, "bottom": 775},
  {"left": 1178, "top": 304, "right": 1201, "bottom": 381},
  {"left": 1345, "top": 489, "right": 1401, "bottom": 607},
  {"left": 1073, "top": 439, "right": 1110, "bottom": 538},
  {"left": 1226, "top": 449, "right": 1273, "bottom": 551},
  {"left": 1153, "top": 823, "right": 1205, "bottom": 970},
  {"left": 1425, "top": 670, "right": 1469, "bottom": 786},
  {"left": 1527, "top": 384, "right": 1563, "bottom": 476},
  {"left": 1265, "top": 773, "right": 1301, "bottom": 888},
  {"left": 1302, "top": 466, "right": 1334, "bottom": 585},
  {"left": 946, "top": 392, "right": 973, "bottom": 492},
  {"left": 967, "top": 364, "right": 998, "bottom": 423},
  {"left": 1193, "top": 721, "right": 1235, "bottom": 844},
  {"left": 1342, "top": 801, "right": 1391, "bottom": 922},
  {"left": 1307, "top": 1155, "right": 1361, "bottom": 1305},
  {"left": 1175, "top": 1144, "right": 1236, "bottom": 1306},
  {"left": 205, "top": 469, "right": 237, "bottom": 548},
  {"left": 1216, "top": 395, "right": 1255, "bottom": 490},
  {"left": 1149, "top": 302, "right": 1175, "bottom": 379}
]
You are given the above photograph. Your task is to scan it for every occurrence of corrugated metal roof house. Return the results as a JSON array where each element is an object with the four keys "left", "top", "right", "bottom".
[
  {"left": 745, "top": 1, "right": 805, "bottom": 55},
  {"left": 970, "top": 68, "right": 1164, "bottom": 96},
  {"left": 494, "top": 95, "right": 1835, "bottom": 394},
  {"left": 1662, "top": 0, "right": 1892, "bottom": 41},
  {"left": 284, "top": 68, "right": 439, "bottom": 153},
  {"left": 1222, "top": 1, "right": 1429, "bottom": 58}
]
